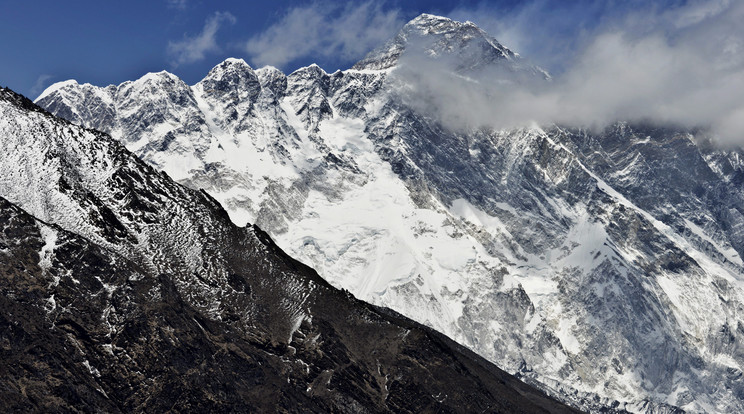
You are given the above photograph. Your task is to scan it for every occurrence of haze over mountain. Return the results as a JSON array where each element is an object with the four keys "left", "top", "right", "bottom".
[{"left": 34, "top": 13, "right": 744, "bottom": 413}]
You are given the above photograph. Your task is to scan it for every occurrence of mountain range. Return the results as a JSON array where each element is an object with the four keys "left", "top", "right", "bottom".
[
  {"left": 29, "top": 13, "right": 744, "bottom": 413},
  {"left": 0, "top": 83, "right": 585, "bottom": 412}
]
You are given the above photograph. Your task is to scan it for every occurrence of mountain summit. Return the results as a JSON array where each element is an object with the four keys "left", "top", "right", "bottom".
[
  {"left": 353, "top": 13, "right": 517, "bottom": 71},
  {"left": 35, "top": 14, "right": 744, "bottom": 413}
]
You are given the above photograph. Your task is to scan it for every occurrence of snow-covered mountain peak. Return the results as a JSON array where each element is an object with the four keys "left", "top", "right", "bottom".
[
  {"left": 33, "top": 79, "right": 117, "bottom": 133},
  {"left": 255, "top": 65, "right": 288, "bottom": 98},
  {"left": 255, "top": 65, "right": 282, "bottom": 77},
  {"left": 409, "top": 13, "right": 448, "bottom": 23},
  {"left": 222, "top": 56, "right": 249, "bottom": 65},
  {"left": 289, "top": 63, "right": 329, "bottom": 79},
  {"left": 35, "top": 79, "right": 79, "bottom": 102},
  {"left": 135, "top": 70, "right": 181, "bottom": 84},
  {"left": 197, "top": 58, "right": 261, "bottom": 105},
  {"left": 405, "top": 12, "right": 484, "bottom": 35},
  {"left": 353, "top": 13, "right": 518, "bottom": 72},
  {"left": 117, "top": 70, "right": 195, "bottom": 115},
  {"left": 287, "top": 64, "right": 331, "bottom": 94},
  {"left": 403, "top": 13, "right": 487, "bottom": 38},
  {"left": 202, "top": 57, "right": 254, "bottom": 80}
]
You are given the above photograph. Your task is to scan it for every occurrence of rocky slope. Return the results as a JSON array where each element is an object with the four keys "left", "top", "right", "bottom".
[
  {"left": 0, "top": 86, "right": 581, "bottom": 413},
  {"left": 36, "top": 13, "right": 744, "bottom": 413}
]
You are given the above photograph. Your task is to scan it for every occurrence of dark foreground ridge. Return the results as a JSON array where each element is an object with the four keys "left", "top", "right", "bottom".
[{"left": 0, "top": 86, "right": 583, "bottom": 412}]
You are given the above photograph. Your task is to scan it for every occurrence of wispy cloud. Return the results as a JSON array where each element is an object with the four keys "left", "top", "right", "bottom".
[
  {"left": 166, "top": 0, "right": 188, "bottom": 10},
  {"left": 395, "top": 0, "right": 744, "bottom": 143},
  {"left": 30, "top": 74, "right": 53, "bottom": 97},
  {"left": 245, "top": 2, "right": 404, "bottom": 69},
  {"left": 448, "top": 0, "right": 649, "bottom": 74},
  {"left": 167, "top": 11, "right": 236, "bottom": 67}
]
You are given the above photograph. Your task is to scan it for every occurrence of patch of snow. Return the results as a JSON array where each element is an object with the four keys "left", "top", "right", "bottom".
[
  {"left": 37, "top": 224, "right": 58, "bottom": 273},
  {"left": 82, "top": 359, "right": 101, "bottom": 377},
  {"left": 45, "top": 294, "right": 56, "bottom": 313},
  {"left": 555, "top": 317, "right": 581, "bottom": 355},
  {"left": 684, "top": 218, "right": 743, "bottom": 266}
]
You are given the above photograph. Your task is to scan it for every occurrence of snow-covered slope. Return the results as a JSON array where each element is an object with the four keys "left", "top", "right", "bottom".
[
  {"left": 36, "top": 14, "right": 744, "bottom": 413},
  {"left": 0, "top": 86, "right": 583, "bottom": 413}
]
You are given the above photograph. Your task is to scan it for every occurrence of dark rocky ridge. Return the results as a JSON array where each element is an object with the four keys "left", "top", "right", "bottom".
[{"left": 0, "top": 86, "right": 582, "bottom": 412}]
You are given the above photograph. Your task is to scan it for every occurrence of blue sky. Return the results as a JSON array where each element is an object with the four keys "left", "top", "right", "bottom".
[
  {"left": 0, "top": 0, "right": 690, "bottom": 98},
  {"left": 4, "top": 1, "right": 743, "bottom": 142}
]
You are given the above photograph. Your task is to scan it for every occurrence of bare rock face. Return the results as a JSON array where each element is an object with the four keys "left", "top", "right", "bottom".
[
  {"left": 0, "top": 86, "right": 581, "bottom": 413},
  {"left": 34, "top": 13, "right": 744, "bottom": 413}
]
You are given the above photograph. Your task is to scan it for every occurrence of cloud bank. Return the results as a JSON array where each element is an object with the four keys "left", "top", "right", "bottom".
[
  {"left": 397, "top": 0, "right": 744, "bottom": 143},
  {"left": 168, "top": 11, "right": 236, "bottom": 67},
  {"left": 245, "top": 2, "right": 404, "bottom": 69}
]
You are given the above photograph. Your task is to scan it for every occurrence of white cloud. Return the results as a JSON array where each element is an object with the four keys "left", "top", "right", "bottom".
[
  {"left": 448, "top": 1, "right": 606, "bottom": 73},
  {"left": 168, "top": 11, "right": 236, "bottom": 67},
  {"left": 394, "top": 0, "right": 744, "bottom": 144},
  {"left": 667, "top": 0, "right": 731, "bottom": 28},
  {"left": 30, "top": 74, "right": 53, "bottom": 97},
  {"left": 245, "top": 2, "right": 404, "bottom": 69}
]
